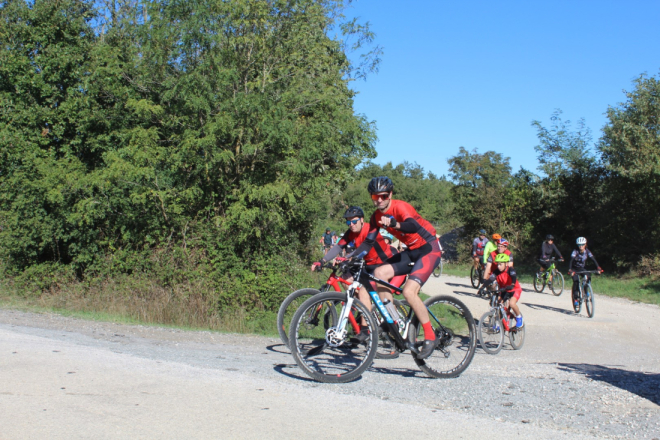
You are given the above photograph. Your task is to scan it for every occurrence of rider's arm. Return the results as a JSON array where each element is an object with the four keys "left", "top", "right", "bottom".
[
  {"left": 320, "top": 243, "right": 346, "bottom": 263},
  {"left": 506, "top": 268, "right": 519, "bottom": 289},
  {"left": 320, "top": 233, "right": 349, "bottom": 263},
  {"left": 472, "top": 238, "right": 478, "bottom": 256},
  {"left": 392, "top": 218, "right": 419, "bottom": 233},
  {"left": 568, "top": 252, "right": 576, "bottom": 272},
  {"left": 588, "top": 251, "right": 601, "bottom": 269},
  {"left": 552, "top": 244, "right": 563, "bottom": 260}
]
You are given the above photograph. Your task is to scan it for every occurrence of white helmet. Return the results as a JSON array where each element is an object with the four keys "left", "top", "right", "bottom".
[{"left": 576, "top": 237, "right": 587, "bottom": 245}]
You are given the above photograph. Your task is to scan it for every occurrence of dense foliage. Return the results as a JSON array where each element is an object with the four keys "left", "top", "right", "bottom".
[{"left": 0, "top": 0, "right": 378, "bottom": 308}]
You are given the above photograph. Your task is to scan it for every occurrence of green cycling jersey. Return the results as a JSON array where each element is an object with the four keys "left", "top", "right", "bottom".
[{"left": 483, "top": 241, "right": 496, "bottom": 264}]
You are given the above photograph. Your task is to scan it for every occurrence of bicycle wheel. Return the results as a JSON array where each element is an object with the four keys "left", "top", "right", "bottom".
[
  {"left": 410, "top": 296, "right": 477, "bottom": 378},
  {"left": 551, "top": 271, "right": 564, "bottom": 296},
  {"left": 277, "top": 288, "right": 322, "bottom": 348},
  {"left": 478, "top": 309, "right": 504, "bottom": 354},
  {"left": 289, "top": 292, "right": 378, "bottom": 383},
  {"left": 585, "top": 284, "right": 595, "bottom": 318},
  {"left": 509, "top": 320, "right": 525, "bottom": 350},
  {"left": 572, "top": 287, "right": 582, "bottom": 314},
  {"left": 533, "top": 272, "right": 545, "bottom": 292},
  {"left": 433, "top": 260, "right": 443, "bottom": 278},
  {"left": 373, "top": 300, "right": 409, "bottom": 359},
  {"left": 470, "top": 266, "right": 480, "bottom": 288}
]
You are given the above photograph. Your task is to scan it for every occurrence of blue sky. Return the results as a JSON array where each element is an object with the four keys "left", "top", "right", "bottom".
[{"left": 344, "top": 0, "right": 660, "bottom": 178}]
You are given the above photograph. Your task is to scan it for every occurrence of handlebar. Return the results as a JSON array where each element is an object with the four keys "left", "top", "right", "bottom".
[{"left": 572, "top": 270, "right": 602, "bottom": 275}]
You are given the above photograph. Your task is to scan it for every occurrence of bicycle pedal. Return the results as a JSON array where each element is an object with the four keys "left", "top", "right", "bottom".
[{"left": 406, "top": 342, "right": 421, "bottom": 355}]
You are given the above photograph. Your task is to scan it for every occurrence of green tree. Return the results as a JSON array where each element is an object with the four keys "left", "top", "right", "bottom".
[{"left": 599, "top": 72, "right": 660, "bottom": 265}]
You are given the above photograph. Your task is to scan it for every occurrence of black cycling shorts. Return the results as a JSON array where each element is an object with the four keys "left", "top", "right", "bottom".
[{"left": 383, "top": 240, "right": 441, "bottom": 286}]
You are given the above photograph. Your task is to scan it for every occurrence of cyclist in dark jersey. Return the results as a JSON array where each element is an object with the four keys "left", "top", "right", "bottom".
[
  {"left": 472, "top": 230, "right": 489, "bottom": 270},
  {"left": 538, "top": 234, "right": 564, "bottom": 283},
  {"left": 568, "top": 237, "right": 603, "bottom": 309},
  {"left": 352, "top": 176, "right": 442, "bottom": 359}
]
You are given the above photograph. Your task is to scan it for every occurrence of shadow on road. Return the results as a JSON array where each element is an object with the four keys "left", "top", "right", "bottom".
[
  {"left": 452, "top": 290, "right": 483, "bottom": 300},
  {"left": 523, "top": 302, "right": 581, "bottom": 317},
  {"left": 446, "top": 282, "right": 474, "bottom": 290},
  {"left": 266, "top": 343, "right": 289, "bottom": 355},
  {"left": 368, "top": 365, "right": 427, "bottom": 379},
  {"left": 272, "top": 363, "right": 322, "bottom": 383},
  {"left": 557, "top": 363, "right": 660, "bottom": 405}
]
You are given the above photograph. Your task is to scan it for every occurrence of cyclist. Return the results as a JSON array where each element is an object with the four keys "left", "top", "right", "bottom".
[
  {"left": 568, "top": 237, "right": 603, "bottom": 309},
  {"left": 312, "top": 206, "right": 400, "bottom": 340},
  {"left": 352, "top": 176, "right": 442, "bottom": 359},
  {"left": 538, "top": 234, "right": 564, "bottom": 283},
  {"left": 472, "top": 229, "right": 489, "bottom": 270},
  {"left": 483, "top": 233, "right": 500, "bottom": 265},
  {"left": 483, "top": 238, "right": 513, "bottom": 281},
  {"left": 320, "top": 228, "right": 333, "bottom": 255},
  {"left": 480, "top": 253, "right": 523, "bottom": 327}
]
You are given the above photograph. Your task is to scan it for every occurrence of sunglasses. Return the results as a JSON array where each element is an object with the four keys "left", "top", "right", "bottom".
[
  {"left": 345, "top": 219, "right": 360, "bottom": 225},
  {"left": 371, "top": 192, "right": 391, "bottom": 201}
]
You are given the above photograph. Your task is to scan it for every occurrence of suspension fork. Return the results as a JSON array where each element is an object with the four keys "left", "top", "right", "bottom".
[{"left": 335, "top": 282, "right": 359, "bottom": 332}]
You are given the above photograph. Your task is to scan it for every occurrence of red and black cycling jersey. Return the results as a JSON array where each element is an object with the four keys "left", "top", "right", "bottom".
[
  {"left": 338, "top": 225, "right": 394, "bottom": 265},
  {"left": 492, "top": 266, "right": 522, "bottom": 295},
  {"left": 487, "top": 249, "right": 513, "bottom": 264},
  {"left": 323, "top": 225, "right": 394, "bottom": 266},
  {"left": 367, "top": 200, "right": 437, "bottom": 251}
]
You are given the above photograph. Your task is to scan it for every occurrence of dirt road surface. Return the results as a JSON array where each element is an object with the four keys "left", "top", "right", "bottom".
[{"left": 1, "top": 275, "right": 659, "bottom": 439}]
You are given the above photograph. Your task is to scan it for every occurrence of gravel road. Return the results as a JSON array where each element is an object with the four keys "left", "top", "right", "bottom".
[{"left": 1, "top": 275, "right": 659, "bottom": 439}]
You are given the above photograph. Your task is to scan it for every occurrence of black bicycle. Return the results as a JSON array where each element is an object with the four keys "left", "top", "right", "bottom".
[
  {"left": 571, "top": 270, "right": 601, "bottom": 318},
  {"left": 288, "top": 253, "right": 477, "bottom": 383}
]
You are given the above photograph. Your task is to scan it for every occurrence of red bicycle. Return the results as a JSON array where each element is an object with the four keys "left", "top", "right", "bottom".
[{"left": 477, "top": 287, "right": 525, "bottom": 354}]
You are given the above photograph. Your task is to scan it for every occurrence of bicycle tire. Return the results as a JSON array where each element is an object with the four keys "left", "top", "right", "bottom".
[
  {"left": 432, "top": 260, "right": 443, "bottom": 278},
  {"left": 277, "top": 288, "right": 322, "bottom": 348},
  {"left": 478, "top": 309, "right": 504, "bottom": 354},
  {"left": 533, "top": 272, "right": 545, "bottom": 293},
  {"left": 573, "top": 287, "right": 582, "bottom": 314},
  {"left": 551, "top": 271, "right": 564, "bottom": 296},
  {"left": 470, "top": 266, "right": 481, "bottom": 288},
  {"left": 585, "top": 283, "right": 595, "bottom": 318},
  {"left": 289, "top": 292, "right": 378, "bottom": 383},
  {"left": 373, "top": 299, "right": 409, "bottom": 359},
  {"left": 410, "top": 295, "right": 477, "bottom": 378},
  {"left": 509, "top": 321, "right": 525, "bottom": 350}
]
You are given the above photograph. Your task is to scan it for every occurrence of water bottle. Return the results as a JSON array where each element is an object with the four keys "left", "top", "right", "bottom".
[{"left": 382, "top": 299, "right": 401, "bottom": 322}]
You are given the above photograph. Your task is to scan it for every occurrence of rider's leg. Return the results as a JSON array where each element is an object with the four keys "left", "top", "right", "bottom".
[
  {"left": 373, "top": 264, "right": 396, "bottom": 304},
  {"left": 571, "top": 274, "right": 580, "bottom": 303},
  {"left": 473, "top": 256, "right": 479, "bottom": 269}
]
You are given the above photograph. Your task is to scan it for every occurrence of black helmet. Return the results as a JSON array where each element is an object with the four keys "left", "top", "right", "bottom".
[
  {"left": 367, "top": 176, "right": 394, "bottom": 194},
  {"left": 343, "top": 206, "right": 365, "bottom": 219},
  {"left": 546, "top": 234, "right": 554, "bottom": 241}
]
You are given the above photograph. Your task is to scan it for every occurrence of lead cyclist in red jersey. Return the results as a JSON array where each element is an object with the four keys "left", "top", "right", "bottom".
[{"left": 352, "top": 176, "right": 442, "bottom": 359}]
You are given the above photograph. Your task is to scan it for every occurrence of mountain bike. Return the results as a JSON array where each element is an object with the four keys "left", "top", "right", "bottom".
[
  {"left": 288, "top": 253, "right": 477, "bottom": 383},
  {"left": 477, "top": 287, "right": 525, "bottom": 354},
  {"left": 278, "top": 262, "right": 409, "bottom": 359},
  {"left": 277, "top": 263, "right": 352, "bottom": 349},
  {"left": 571, "top": 270, "right": 601, "bottom": 318},
  {"left": 470, "top": 260, "right": 485, "bottom": 288},
  {"left": 533, "top": 258, "right": 564, "bottom": 295}
]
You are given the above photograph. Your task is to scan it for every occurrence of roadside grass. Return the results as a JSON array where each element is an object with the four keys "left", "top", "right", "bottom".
[
  {"left": 2, "top": 260, "right": 657, "bottom": 338},
  {"left": 439, "top": 261, "right": 660, "bottom": 306},
  {"left": 0, "top": 274, "right": 286, "bottom": 338}
]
